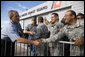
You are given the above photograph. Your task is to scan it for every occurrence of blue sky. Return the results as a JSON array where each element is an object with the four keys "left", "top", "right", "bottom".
[{"left": 1, "top": 1, "right": 47, "bottom": 28}]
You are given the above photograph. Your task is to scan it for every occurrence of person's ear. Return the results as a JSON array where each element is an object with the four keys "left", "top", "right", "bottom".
[{"left": 72, "top": 15, "right": 75, "bottom": 19}]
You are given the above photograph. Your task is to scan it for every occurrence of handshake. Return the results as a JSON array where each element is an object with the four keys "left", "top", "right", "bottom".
[
  {"left": 17, "top": 38, "right": 45, "bottom": 46},
  {"left": 33, "top": 39, "right": 44, "bottom": 46}
]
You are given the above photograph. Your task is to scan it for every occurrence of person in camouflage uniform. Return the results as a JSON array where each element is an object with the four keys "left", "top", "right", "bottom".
[
  {"left": 31, "top": 16, "right": 49, "bottom": 56},
  {"left": 24, "top": 17, "right": 37, "bottom": 40},
  {"left": 40, "top": 10, "right": 84, "bottom": 56},
  {"left": 45, "top": 13, "right": 64, "bottom": 56},
  {"left": 77, "top": 13, "right": 84, "bottom": 27},
  {"left": 24, "top": 17, "right": 37, "bottom": 56}
]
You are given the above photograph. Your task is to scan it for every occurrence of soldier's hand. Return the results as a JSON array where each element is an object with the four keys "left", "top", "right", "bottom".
[
  {"left": 74, "top": 39, "right": 84, "bottom": 46},
  {"left": 29, "top": 32, "right": 34, "bottom": 35},
  {"left": 24, "top": 31, "right": 34, "bottom": 35},
  {"left": 35, "top": 39, "right": 44, "bottom": 46},
  {"left": 59, "top": 28, "right": 63, "bottom": 32},
  {"left": 38, "top": 39, "right": 44, "bottom": 45},
  {"left": 24, "top": 31, "right": 28, "bottom": 33}
]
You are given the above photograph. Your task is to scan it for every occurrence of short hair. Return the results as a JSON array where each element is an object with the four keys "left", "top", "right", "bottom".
[
  {"left": 52, "top": 13, "right": 59, "bottom": 20},
  {"left": 67, "top": 10, "right": 77, "bottom": 18},
  {"left": 77, "top": 13, "right": 84, "bottom": 18},
  {"left": 52, "top": 13, "right": 58, "bottom": 16},
  {"left": 38, "top": 16, "right": 43, "bottom": 23},
  {"left": 8, "top": 10, "right": 18, "bottom": 19}
]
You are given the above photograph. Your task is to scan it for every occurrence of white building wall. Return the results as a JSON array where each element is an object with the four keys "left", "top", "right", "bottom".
[
  {"left": 71, "top": 1, "right": 84, "bottom": 14},
  {"left": 19, "top": 20, "right": 24, "bottom": 29},
  {"left": 20, "top": 1, "right": 84, "bottom": 30},
  {"left": 23, "top": 18, "right": 32, "bottom": 30}
]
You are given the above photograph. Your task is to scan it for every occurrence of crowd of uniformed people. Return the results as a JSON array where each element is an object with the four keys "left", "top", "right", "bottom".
[{"left": 1, "top": 10, "right": 84, "bottom": 56}]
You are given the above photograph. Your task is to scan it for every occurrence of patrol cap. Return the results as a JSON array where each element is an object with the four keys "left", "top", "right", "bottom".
[{"left": 32, "top": 17, "right": 36, "bottom": 21}]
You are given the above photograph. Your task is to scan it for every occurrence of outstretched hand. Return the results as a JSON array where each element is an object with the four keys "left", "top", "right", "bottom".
[
  {"left": 33, "top": 39, "right": 44, "bottom": 46},
  {"left": 37, "top": 39, "right": 44, "bottom": 45}
]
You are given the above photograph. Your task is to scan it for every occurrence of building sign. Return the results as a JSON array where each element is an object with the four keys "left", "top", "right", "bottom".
[
  {"left": 28, "top": 10, "right": 35, "bottom": 15},
  {"left": 20, "top": 1, "right": 62, "bottom": 18},
  {"left": 37, "top": 6, "right": 48, "bottom": 12},
  {"left": 21, "top": 6, "right": 48, "bottom": 17},
  {"left": 20, "top": 1, "right": 71, "bottom": 19},
  {"left": 51, "top": 1, "right": 62, "bottom": 9}
]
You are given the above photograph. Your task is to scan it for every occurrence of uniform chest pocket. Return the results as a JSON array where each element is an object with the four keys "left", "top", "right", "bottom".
[{"left": 66, "top": 29, "right": 76, "bottom": 39}]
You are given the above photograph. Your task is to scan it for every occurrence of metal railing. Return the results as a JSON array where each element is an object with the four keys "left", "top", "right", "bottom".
[
  {"left": 58, "top": 41, "right": 74, "bottom": 56},
  {"left": 14, "top": 40, "right": 76, "bottom": 56},
  {"left": 1, "top": 40, "right": 83, "bottom": 56}
]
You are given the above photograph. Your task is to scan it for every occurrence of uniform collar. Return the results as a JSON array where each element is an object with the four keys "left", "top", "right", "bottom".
[
  {"left": 39, "top": 23, "right": 43, "bottom": 25},
  {"left": 31, "top": 24, "right": 37, "bottom": 26},
  {"left": 67, "top": 20, "right": 80, "bottom": 29},
  {"left": 51, "top": 22, "right": 58, "bottom": 27}
]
